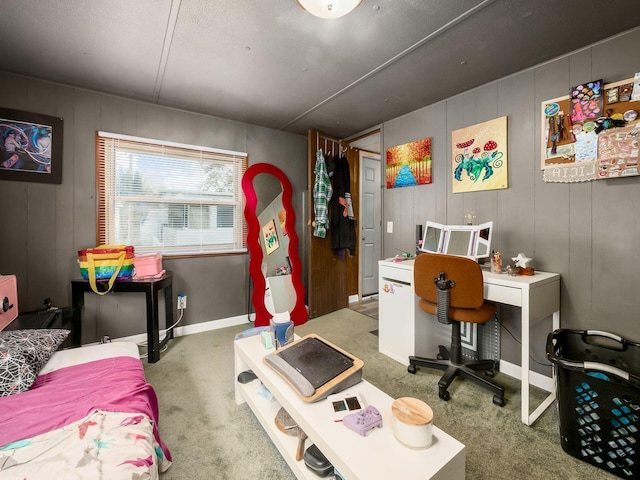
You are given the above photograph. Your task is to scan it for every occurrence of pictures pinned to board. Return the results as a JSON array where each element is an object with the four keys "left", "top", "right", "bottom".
[
  {"left": 542, "top": 76, "right": 640, "bottom": 183},
  {"left": 0, "top": 108, "right": 64, "bottom": 184},
  {"left": 597, "top": 125, "right": 639, "bottom": 179},
  {"left": 385, "top": 137, "right": 432, "bottom": 188},
  {"left": 451, "top": 116, "right": 508, "bottom": 193},
  {"left": 570, "top": 80, "right": 603, "bottom": 123},
  {"left": 262, "top": 219, "right": 280, "bottom": 255}
]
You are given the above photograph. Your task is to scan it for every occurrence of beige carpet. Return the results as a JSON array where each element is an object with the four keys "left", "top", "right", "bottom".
[{"left": 143, "top": 309, "right": 618, "bottom": 480}]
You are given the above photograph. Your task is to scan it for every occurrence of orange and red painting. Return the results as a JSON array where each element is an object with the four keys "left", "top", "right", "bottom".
[{"left": 385, "top": 137, "right": 432, "bottom": 189}]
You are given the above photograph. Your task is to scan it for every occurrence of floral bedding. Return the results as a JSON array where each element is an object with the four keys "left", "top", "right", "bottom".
[
  {"left": 0, "top": 354, "right": 171, "bottom": 479},
  {"left": 0, "top": 410, "right": 169, "bottom": 479}
]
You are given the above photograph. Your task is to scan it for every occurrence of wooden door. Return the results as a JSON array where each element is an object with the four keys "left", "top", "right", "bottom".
[{"left": 306, "top": 130, "right": 359, "bottom": 318}]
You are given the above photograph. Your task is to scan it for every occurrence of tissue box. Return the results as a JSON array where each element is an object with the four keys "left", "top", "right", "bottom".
[{"left": 0, "top": 275, "right": 18, "bottom": 331}]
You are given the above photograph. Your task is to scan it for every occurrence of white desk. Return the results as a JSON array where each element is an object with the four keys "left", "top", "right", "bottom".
[
  {"left": 378, "top": 259, "right": 560, "bottom": 426},
  {"left": 234, "top": 333, "right": 465, "bottom": 479}
]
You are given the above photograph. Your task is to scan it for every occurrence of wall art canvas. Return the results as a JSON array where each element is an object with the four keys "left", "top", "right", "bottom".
[
  {"left": 262, "top": 219, "right": 279, "bottom": 255},
  {"left": 452, "top": 116, "right": 508, "bottom": 193},
  {"left": 385, "top": 137, "right": 432, "bottom": 189},
  {"left": 0, "top": 108, "right": 63, "bottom": 184}
]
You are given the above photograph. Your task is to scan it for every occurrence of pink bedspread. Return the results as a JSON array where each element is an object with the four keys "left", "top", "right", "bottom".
[{"left": 0, "top": 356, "right": 171, "bottom": 462}]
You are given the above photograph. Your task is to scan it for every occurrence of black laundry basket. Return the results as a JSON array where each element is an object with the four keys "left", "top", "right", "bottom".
[{"left": 547, "top": 329, "right": 640, "bottom": 479}]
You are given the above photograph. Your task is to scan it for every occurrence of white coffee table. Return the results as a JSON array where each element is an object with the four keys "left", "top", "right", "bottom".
[{"left": 234, "top": 333, "right": 465, "bottom": 479}]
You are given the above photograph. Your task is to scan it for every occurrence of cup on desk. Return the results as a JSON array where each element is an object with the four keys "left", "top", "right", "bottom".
[{"left": 270, "top": 312, "right": 294, "bottom": 348}]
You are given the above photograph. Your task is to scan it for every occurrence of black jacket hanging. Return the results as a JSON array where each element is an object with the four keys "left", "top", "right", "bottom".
[{"left": 330, "top": 155, "right": 356, "bottom": 255}]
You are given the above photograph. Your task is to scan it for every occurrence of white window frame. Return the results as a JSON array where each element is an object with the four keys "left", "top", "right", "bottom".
[{"left": 96, "top": 131, "right": 247, "bottom": 257}]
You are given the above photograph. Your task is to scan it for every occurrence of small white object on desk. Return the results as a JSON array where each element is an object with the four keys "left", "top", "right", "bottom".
[
  {"left": 512, "top": 253, "right": 532, "bottom": 268},
  {"left": 391, "top": 397, "right": 434, "bottom": 449}
]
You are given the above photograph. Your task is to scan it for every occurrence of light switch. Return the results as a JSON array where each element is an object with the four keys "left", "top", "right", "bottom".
[{"left": 386, "top": 221, "right": 393, "bottom": 233}]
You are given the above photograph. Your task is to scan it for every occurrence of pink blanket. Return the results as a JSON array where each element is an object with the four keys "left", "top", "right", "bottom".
[{"left": 0, "top": 356, "right": 171, "bottom": 461}]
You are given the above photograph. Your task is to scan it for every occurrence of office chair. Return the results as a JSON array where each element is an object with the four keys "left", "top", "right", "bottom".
[{"left": 408, "top": 253, "right": 505, "bottom": 406}]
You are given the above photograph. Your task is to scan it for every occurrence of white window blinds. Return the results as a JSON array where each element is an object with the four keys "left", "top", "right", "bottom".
[{"left": 96, "top": 132, "right": 247, "bottom": 256}]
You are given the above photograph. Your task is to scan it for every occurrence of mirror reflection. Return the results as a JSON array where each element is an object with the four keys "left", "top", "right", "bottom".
[{"left": 254, "top": 172, "right": 296, "bottom": 314}]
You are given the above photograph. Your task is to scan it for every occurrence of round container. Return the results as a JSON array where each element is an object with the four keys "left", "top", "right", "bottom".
[{"left": 391, "top": 397, "right": 433, "bottom": 449}]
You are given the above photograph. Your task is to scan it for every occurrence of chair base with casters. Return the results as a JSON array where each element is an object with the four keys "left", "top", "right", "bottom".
[
  {"left": 407, "top": 320, "right": 505, "bottom": 406},
  {"left": 407, "top": 253, "right": 506, "bottom": 407}
]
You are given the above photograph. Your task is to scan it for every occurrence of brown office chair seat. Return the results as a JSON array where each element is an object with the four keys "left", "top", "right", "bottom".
[
  {"left": 418, "top": 298, "right": 496, "bottom": 324},
  {"left": 408, "top": 252, "right": 505, "bottom": 406}
]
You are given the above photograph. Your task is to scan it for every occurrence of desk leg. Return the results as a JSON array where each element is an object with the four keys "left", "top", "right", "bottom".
[
  {"left": 164, "top": 282, "right": 174, "bottom": 340},
  {"left": 146, "top": 286, "right": 160, "bottom": 363},
  {"left": 71, "top": 283, "right": 84, "bottom": 347},
  {"left": 522, "top": 307, "right": 561, "bottom": 426},
  {"left": 521, "top": 297, "right": 531, "bottom": 425}
]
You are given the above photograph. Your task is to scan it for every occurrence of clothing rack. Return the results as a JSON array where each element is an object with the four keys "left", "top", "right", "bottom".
[{"left": 316, "top": 134, "right": 349, "bottom": 156}]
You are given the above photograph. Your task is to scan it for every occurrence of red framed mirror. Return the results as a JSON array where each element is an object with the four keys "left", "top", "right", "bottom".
[{"left": 242, "top": 163, "right": 307, "bottom": 327}]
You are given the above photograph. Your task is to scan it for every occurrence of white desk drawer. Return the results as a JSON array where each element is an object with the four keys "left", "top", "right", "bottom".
[
  {"left": 484, "top": 283, "right": 522, "bottom": 307},
  {"left": 380, "top": 267, "right": 414, "bottom": 284}
]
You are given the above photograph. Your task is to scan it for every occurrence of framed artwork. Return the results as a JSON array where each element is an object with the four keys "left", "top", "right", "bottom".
[
  {"left": 385, "top": 137, "right": 432, "bottom": 188},
  {"left": 452, "top": 116, "right": 508, "bottom": 193},
  {"left": 262, "top": 219, "right": 280, "bottom": 255},
  {"left": 0, "top": 108, "right": 63, "bottom": 184}
]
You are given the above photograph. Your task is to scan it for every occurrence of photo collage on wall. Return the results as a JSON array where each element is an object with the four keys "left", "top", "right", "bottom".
[{"left": 542, "top": 74, "right": 640, "bottom": 183}]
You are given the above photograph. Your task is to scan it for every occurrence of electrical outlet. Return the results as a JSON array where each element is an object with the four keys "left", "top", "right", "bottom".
[{"left": 177, "top": 294, "right": 187, "bottom": 310}]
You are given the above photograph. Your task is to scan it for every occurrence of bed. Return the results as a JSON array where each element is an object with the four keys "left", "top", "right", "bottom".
[{"left": 0, "top": 329, "right": 172, "bottom": 479}]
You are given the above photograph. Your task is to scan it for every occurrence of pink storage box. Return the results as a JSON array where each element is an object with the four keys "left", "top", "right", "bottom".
[
  {"left": 133, "top": 253, "right": 165, "bottom": 279},
  {"left": 0, "top": 275, "right": 18, "bottom": 331}
]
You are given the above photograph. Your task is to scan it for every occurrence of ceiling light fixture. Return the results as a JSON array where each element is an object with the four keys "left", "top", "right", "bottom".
[{"left": 296, "top": 0, "right": 363, "bottom": 19}]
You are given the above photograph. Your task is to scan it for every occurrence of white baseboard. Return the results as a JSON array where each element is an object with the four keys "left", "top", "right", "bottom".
[
  {"left": 348, "top": 294, "right": 359, "bottom": 304},
  {"left": 499, "top": 360, "right": 554, "bottom": 393},
  {"left": 115, "top": 314, "right": 252, "bottom": 345}
]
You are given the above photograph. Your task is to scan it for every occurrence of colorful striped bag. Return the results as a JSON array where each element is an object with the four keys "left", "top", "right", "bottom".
[{"left": 78, "top": 245, "right": 135, "bottom": 295}]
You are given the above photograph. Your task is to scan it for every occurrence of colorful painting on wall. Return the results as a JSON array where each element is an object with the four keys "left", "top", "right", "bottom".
[
  {"left": 262, "top": 219, "right": 279, "bottom": 255},
  {"left": 0, "top": 108, "right": 64, "bottom": 184},
  {"left": 385, "top": 137, "right": 432, "bottom": 189},
  {"left": 451, "top": 116, "right": 508, "bottom": 193}
]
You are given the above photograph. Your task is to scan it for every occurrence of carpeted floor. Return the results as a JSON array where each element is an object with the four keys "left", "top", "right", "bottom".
[{"left": 143, "top": 308, "right": 618, "bottom": 480}]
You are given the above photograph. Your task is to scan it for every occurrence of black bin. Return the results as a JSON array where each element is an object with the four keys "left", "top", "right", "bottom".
[{"left": 547, "top": 329, "right": 640, "bottom": 479}]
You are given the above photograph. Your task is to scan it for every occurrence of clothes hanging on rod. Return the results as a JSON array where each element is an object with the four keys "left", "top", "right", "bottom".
[
  {"left": 312, "top": 149, "right": 332, "bottom": 238},
  {"left": 330, "top": 154, "right": 356, "bottom": 255}
]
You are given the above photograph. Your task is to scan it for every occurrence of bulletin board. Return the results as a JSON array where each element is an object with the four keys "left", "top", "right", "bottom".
[{"left": 540, "top": 76, "right": 640, "bottom": 183}]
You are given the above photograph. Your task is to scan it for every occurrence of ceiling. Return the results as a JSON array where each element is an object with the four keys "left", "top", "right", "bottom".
[{"left": 2, "top": 0, "right": 640, "bottom": 149}]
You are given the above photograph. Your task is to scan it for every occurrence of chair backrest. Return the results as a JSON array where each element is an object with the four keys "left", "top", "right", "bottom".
[{"left": 414, "top": 253, "right": 485, "bottom": 309}]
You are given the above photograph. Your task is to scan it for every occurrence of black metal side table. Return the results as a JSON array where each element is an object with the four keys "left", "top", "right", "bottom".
[{"left": 71, "top": 271, "right": 174, "bottom": 363}]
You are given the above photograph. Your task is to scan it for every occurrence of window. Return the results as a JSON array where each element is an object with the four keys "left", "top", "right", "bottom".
[{"left": 96, "top": 132, "right": 247, "bottom": 257}]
